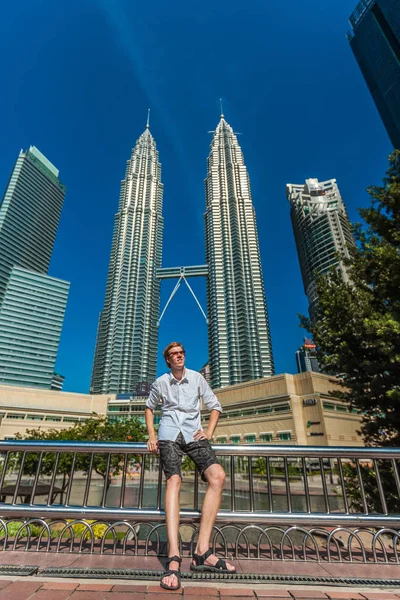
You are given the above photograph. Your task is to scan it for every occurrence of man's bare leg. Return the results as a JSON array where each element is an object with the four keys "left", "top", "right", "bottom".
[
  {"left": 162, "top": 474, "right": 181, "bottom": 588},
  {"left": 193, "top": 464, "right": 235, "bottom": 571}
]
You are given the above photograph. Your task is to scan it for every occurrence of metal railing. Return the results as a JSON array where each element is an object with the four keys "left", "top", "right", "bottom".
[{"left": 0, "top": 440, "right": 399, "bottom": 561}]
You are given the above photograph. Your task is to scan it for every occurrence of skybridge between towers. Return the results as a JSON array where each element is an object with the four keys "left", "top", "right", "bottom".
[{"left": 156, "top": 265, "right": 208, "bottom": 326}]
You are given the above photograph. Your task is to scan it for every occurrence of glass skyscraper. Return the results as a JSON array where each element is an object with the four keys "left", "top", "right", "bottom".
[
  {"left": 0, "top": 146, "right": 66, "bottom": 301},
  {"left": 91, "top": 123, "right": 164, "bottom": 394},
  {"left": 286, "top": 178, "right": 354, "bottom": 318},
  {"left": 0, "top": 268, "right": 69, "bottom": 388},
  {"left": 0, "top": 146, "right": 69, "bottom": 389},
  {"left": 205, "top": 115, "right": 274, "bottom": 388},
  {"left": 348, "top": 0, "right": 400, "bottom": 149}
]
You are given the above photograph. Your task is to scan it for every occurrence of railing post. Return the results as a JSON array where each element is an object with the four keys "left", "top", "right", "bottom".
[
  {"left": 47, "top": 453, "right": 60, "bottom": 506},
  {"left": 83, "top": 453, "right": 94, "bottom": 508},
  {"left": 266, "top": 456, "right": 273, "bottom": 512},
  {"left": 374, "top": 459, "right": 388, "bottom": 515},
  {"left": 337, "top": 458, "right": 349, "bottom": 514},
  {"left": 230, "top": 455, "right": 236, "bottom": 512},
  {"left": 283, "top": 457, "right": 292, "bottom": 513},
  {"left": 101, "top": 454, "right": 111, "bottom": 508},
  {"left": 301, "top": 457, "right": 311, "bottom": 514},
  {"left": 12, "top": 452, "right": 26, "bottom": 505},
  {"left": 248, "top": 456, "right": 254, "bottom": 512},
  {"left": 65, "top": 453, "right": 77, "bottom": 507},
  {"left": 319, "top": 457, "right": 330, "bottom": 514},
  {"left": 138, "top": 454, "right": 145, "bottom": 509},
  {"left": 30, "top": 452, "right": 43, "bottom": 506}
]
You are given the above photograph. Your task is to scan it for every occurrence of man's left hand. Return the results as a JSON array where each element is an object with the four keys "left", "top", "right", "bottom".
[{"left": 194, "top": 429, "right": 210, "bottom": 441}]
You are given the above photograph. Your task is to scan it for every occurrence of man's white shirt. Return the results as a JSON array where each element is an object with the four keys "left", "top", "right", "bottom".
[{"left": 146, "top": 368, "right": 222, "bottom": 443}]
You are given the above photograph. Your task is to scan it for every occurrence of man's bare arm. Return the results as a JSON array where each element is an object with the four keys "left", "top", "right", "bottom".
[
  {"left": 194, "top": 409, "right": 220, "bottom": 441},
  {"left": 145, "top": 407, "right": 158, "bottom": 453}
]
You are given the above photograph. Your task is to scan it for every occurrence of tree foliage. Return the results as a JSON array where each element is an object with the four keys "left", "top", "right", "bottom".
[
  {"left": 301, "top": 150, "right": 400, "bottom": 446},
  {"left": 12, "top": 416, "right": 147, "bottom": 489},
  {"left": 342, "top": 461, "right": 400, "bottom": 513}
]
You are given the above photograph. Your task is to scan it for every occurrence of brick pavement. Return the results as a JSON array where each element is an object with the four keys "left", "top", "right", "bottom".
[
  {"left": 0, "top": 580, "right": 399, "bottom": 600},
  {"left": 0, "top": 551, "right": 399, "bottom": 599},
  {"left": 3, "top": 550, "right": 400, "bottom": 580}
]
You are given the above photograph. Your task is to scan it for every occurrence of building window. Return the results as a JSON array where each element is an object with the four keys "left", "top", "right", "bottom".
[
  {"left": 244, "top": 434, "right": 256, "bottom": 443},
  {"left": 226, "top": 411, "right": 241, "bottom": 419},
  {"left": 45, "top": 416, "right": 62, "bottom": 422},
  {"left": 257, "top": 406, "right": 272, "bottom": 414},
  {"left": 63, "top": 417, "right": 79, "bottom": 422},
  {"left": 108, "top": 405, "right": 130, "bottom": 412},
  {"left": 273, "top": 403, "right": 290, "bottom": 413},
  {"left": 230, "top": 435, "right": 241, "bottom": 444},
  {"left": 217, "top": 436, "right": 227, "bottom": 444},
  {"left": 260, "top": 433, "right": 273, "bottom": 442},
  {"left": 323, "top": 402, "right": 335, "bottom": 411},
  {"left": 279, "top": 431, "right": 292, "bottom": 441},
  {"left": 6, "top": 414, "right": 25, "bottom": 420},
  {"left": 27, "top": 415, "right": 44, "bottom": 421}
]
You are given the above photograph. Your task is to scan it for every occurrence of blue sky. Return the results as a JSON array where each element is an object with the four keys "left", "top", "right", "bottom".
[{"left": 0, "top": 0, "right": 392, "bottom": 393}]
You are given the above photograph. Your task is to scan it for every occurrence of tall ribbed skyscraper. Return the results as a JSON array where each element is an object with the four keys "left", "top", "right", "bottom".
[
  {"left": 286, "top": 178, "right": 354, "bottom": 318},
  {"left": 347, "top": 0, "right": 400, "bottom": 149},
  {"left": 205, "top": 114, "right": 274, "bottom": 389},
  {"left": 91, "top": 121, "right": 164, "bottom": 394},
  {"left": 0, "top": 146, "right": 69, "bottom": 389}
]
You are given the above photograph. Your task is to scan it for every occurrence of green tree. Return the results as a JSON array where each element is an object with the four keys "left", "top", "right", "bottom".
[
  {"left": 301, "top": 150, "right": 400, "bottom": 446},
  {"left": 252, "top": 457, "right": 267, "bottom": 476},
  {"left": 12, "top": 416, "right": 147, "bottom": 492},
  {"left": 182, "top": 455, "right": 195, "bottom": 473},
  {"left": 342, "top": 461, "right": 400, "bottom": 513}
]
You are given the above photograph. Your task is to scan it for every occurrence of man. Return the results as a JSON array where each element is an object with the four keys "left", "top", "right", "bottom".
[{"left": 145, "top": 341, "right": 236, "bottom": 591}]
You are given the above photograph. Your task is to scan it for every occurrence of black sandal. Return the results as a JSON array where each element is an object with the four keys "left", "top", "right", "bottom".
[
  {"left": 190, "top": 549, "right": 236, "bottom": 573},
  {"left": 160, "top": 555, "right": 182, "bottom": 590}
]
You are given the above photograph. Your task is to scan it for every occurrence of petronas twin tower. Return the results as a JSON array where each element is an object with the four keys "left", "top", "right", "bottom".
[
  {"left": 91, "top": 123, "right": 163, "bottom": 394},
  {"left": 91, "top": 113, "right": 274, "bottom": 394},
  {"left": 205, "top": 115, "right": 274, "bottom": 387}
]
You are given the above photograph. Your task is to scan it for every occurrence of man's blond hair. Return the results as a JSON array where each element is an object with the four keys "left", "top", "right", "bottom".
[{"left": 163, "top": 341, "right": 185, "bottom": 367}]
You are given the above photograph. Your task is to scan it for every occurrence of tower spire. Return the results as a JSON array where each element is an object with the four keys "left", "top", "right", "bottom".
[
  {"left": 146, "top": 108, "right": 150, "bottom": 129},
  {"left": 220, "top": 98, "right": 224, "bottom": 118}
]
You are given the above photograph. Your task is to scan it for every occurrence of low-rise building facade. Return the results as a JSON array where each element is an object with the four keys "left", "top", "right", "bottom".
[
  {"left": 0, "top": 385, "right": 109, "bottom": 439},
  {"left": 207, "top": 372, "right": 363, "bottom": 447}
]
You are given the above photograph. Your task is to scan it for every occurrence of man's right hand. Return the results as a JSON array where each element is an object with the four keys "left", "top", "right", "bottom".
[{"left": 147, "top": 436, "right": 158, "bottom": 453}]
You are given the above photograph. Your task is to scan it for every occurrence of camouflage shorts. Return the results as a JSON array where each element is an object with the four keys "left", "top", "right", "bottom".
[{"left": 159, "top": 432, "right": 219, "bottom": 482}]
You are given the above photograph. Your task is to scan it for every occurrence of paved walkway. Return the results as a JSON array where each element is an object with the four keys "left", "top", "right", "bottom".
[
  {"left": 0, "top": 552, "right": 399, "bottom": 600},
  {"left": 2, "top": 552, "right": 400, "bottom": 581},
  {"left": 0, "top": 578, "right": 400, "bottom": 600}
]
